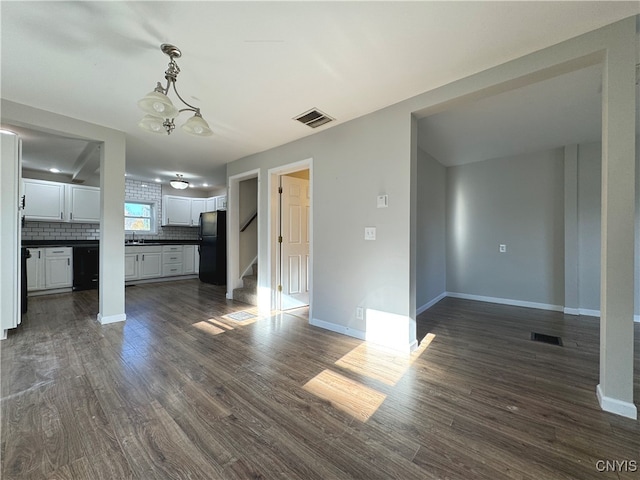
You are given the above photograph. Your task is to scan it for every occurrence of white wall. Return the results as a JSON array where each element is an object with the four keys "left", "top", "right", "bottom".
[
  {"left": 227, "top": 104, "right": 416, "bottom": 351},
  {"left": 446, "top": 148, "right": 565, "bottom": 307},
  {"left": 225, "top": 17, "right": 636, "bottom": 354},
  {"left": 416, "top": 148, "right": 446, "bottom": 311},
  {"left": 239, "top": 177, "right": 258, "bottom": 275},
  {"left": 577, "top": 142, "right": 602, "bottom": 312}
]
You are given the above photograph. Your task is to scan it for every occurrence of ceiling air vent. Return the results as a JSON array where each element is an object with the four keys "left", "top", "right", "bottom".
[{"left": 294, "top": 108, "right": 335, "bottom": 128}]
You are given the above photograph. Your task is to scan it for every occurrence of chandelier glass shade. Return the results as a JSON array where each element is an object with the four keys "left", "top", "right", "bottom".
[
  {"left": 170, "top": 174, "right": 189, "bottom": 190},
  {"left": 137, "top": 44, "right": 213, "bottom": 137}
]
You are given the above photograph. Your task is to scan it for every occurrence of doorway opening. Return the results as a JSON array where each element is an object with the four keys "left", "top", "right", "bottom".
[{"left": 268, "top": 159, "right": 312, "bottom": 314}]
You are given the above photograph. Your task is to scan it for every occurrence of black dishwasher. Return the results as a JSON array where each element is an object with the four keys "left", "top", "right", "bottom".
[{"left": 73, "top": 246, "right": 99, "bottom": 291}]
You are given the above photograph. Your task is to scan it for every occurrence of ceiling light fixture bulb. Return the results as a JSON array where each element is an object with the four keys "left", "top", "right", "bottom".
[
  {"left": 181, "top": 112, "right": 213, "bottom": 136},
  {"left": 138, "top": 114, "right": 166, "bottom": 134}
]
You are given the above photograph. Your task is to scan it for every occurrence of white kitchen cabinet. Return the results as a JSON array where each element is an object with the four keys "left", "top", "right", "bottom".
[
  {"left": 67, "top": 185, "right": 100, "bottom": 223},
  {"left": 205, "top": 197, "right": 217, "bottom": 212},
  {"left": 44, "top": 247, "right": 72, "bottom": 289},
  {"left": 217, "top": 195, "right": 227, "bottom": 210},
  {"left": 191, "top": 199, "right": 205, "bottom": 226},
  {"left": 124, "top": 252, "right": 139, "bottom": 280},
  {"left": 23, "top": 179, "right": 66, "bottom": 222},
  {"left": 194, "top": 246, "right": 200, "bottom": 274},
  {"left": 163, "top": 195, "right": 211, "bottom": 226},
  {"left": 140, "top": 252, "right": 162, "bottom": 278},
  {"left": 162, "top": 245, "right": 183, "bottom": 276},
  {"left": 162, "top": 195, "right": 192, "bottom": 226},
  {"left": 125, "top": 246, "right": 162, "bottom": 280},
  {"left": 26, "top": 248, "right": 46, "bottom": 291},
  {"left": 183, "top": 245, "right": 195, "bottom": 274}
]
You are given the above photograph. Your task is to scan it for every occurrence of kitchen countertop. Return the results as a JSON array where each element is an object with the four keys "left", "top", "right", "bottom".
[{"left": 23, "top": 239, "right": 199, "bottom": 248}]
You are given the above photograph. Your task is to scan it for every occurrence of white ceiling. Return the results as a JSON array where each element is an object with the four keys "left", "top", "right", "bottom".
[{"left": 2, "top": 2, "right": 639, "bottom": 187}]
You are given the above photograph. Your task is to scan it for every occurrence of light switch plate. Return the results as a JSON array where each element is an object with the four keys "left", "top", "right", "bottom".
[
  {"left": 499, "top": 244, "right": 506, "bottom": 253},
  {"left": 377, "top": 195, "right": 388, "bottom": 208},
  {"left": 365, "top": 227, "right": 376, "bottom": 240}
]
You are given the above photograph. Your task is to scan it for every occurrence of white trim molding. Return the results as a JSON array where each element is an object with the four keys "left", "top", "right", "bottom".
[
  {"left": 97, "top": 313, "right": 126, "bottom": 325},
  {"left": 310, "top": 317, "right": 365, "bottom": 341},
  {"left": 597, "top": 384, "right": 637, "bottom": 420},
  {"left": 446, "top": 292, "right": 563, "bottom": 312},
  {"left": 417, "top": 292, "right": 447, "bottom": 315}
]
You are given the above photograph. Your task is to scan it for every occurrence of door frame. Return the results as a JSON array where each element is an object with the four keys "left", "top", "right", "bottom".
[
  {"left": 227, "top": 168, "right": 260, "bottom": 300},
  {"left": 267, "top": 158, "right": 313, "bottom": 314}
]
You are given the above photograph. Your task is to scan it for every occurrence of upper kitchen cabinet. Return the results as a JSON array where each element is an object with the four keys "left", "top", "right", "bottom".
[
  {"left": 23, "top": 179, "right": 100, "bottom": 223},
  {"left": 204, "top": 195, "right": 226, "bottom": 213},
  {"left": 67, "top": 185, "right": 100, "bottom": 223},
  {"left": 191, "top": 199, "right": 206, "bottom": 226},
  {"left": 162, "top": 195, "right": 192, "bottom": 226},
  {"left": 205, "top": 197, "right": 217, "bottom": 212},
  {"left": 162, "top": 195, "right": 218, "bottom": 226},
  {"left": 23, "top": 179, "right": 66, "bottom": 221}
]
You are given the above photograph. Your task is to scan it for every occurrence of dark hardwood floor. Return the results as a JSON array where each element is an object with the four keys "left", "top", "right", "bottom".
[{"left": 2, "top": 280, "right": 639, "bottom": 479}]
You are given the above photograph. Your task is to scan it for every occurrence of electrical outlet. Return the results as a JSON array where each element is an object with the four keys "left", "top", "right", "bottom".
[
  {"left": 499, "top": 244, "right": 506, "bottom": 253},
  {"left": 356, "top": 307, "right": 364, "bottom": 320}
]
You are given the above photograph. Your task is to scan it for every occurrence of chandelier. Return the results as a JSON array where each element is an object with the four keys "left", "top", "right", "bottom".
[
  {"left": 138, "top": 44, "right": 213, "bottom": 136},
  {"left": 170, "top": 174, "right": 189, "bottom": 190}
]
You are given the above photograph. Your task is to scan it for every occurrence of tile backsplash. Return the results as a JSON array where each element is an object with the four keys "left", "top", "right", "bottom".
[{"left": 21, "top": 178, "right": 200, "bottom": 242}]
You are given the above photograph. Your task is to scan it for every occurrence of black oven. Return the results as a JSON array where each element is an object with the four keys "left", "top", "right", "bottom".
[{"left": 73, "top": 246, "right": 99, "bottom": 291}]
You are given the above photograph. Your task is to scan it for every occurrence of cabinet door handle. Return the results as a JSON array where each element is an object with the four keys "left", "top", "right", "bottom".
[
  {"left": 21, "top": 195, "right": 25, "bottom": 209},
  {"left": 60, "top": 212, "right": 63, "bottom": 220},
  {"left": 38, "top": 251, "right": 41, "bottom": 259},
  {"left": 52, "top": 250, "right": 64, "bottom": 253},
  {"left": 142, "top": 254, "right": 145, "bottom": 261},
  {"left": 67, "top": 258, "right": 70, "bottom": 266},
  {"left": 70, "top": 212, "right": 73, "bottom": 220},
  {"left": 136, "top": 255, "right": 139, "bottom": 261}
]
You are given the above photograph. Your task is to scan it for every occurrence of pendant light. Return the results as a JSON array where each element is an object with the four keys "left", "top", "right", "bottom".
[{"left": 138, "top": 44, "right": 213, "bottom": 137}]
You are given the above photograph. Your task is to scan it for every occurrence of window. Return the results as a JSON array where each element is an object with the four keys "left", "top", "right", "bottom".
[{"left": 125, "top": 201, "right": 155, "bottom": 233}]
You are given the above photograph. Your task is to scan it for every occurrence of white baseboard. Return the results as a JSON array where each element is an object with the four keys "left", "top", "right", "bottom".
[
  {"left": 310, "top": 317, "right": 366, "bottom": 341},
  {"left": 597, "top": 384, "right": 637, "bottom": 420},
  {"left": 446, "top": 292, "right": 564, "bottom": 312},
  {"left": 97, "top": 313, "right": 126, "bottom": 325},
  {"left": 417, "top": 292, "right": 447, "bottom": 315},
  {"left": 563, "top": 309, "right": 640, "bottom": 322}
]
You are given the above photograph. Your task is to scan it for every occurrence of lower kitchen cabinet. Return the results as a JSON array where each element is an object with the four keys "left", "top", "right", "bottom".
[
  {"left": 27, "top": 247, "right": 73, "bottom": 291},
  {"left": 125, "top": 244, "right": 196, "bottom": 282},
  {"left": 139, "top": 251, "right": 162, "bottom": 278},
  {"left": 183, "top": 245, "right": 195, "bottom": 274},
  {"left": 26, "top": 248, "right": 45, "bottom": 291},
  {"left": 125, "top": 246, "right": 162, "bottom": 281}
]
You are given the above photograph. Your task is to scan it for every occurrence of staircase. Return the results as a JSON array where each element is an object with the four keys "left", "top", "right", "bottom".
[{"left": 233, "top": 263, "right": 258, "bottom": 306}]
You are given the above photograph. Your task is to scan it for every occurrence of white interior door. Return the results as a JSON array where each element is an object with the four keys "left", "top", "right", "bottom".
[{"left": 279, "top": 175, "right": 310, "bottom": 310}]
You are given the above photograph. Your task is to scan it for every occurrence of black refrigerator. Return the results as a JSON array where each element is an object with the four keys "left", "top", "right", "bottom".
[{"left": 199, "top": 210, "right": 226, "bottom": 285}]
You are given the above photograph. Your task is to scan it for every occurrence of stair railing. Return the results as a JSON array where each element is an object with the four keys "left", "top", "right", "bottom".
[{"left": 240, "top": 210, "right": 257, "bottom": 233}]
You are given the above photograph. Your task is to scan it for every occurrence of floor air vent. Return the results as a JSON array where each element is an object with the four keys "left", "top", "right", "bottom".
[
  {"left": 293, "top": 108, "right": 334, "bottom": 128},
  {"left": 531, "top": 332, "right": 563, "bottom": 346}
]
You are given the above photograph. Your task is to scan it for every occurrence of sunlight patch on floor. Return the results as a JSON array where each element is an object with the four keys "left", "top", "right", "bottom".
[
  {"left": 303, "top": 369, "right": 386, "bottom": 422},
  {"left": 192, "top": 320, "right": 227, "bottom": 336},
  {"left": 335, "top": 333, "right": 436, "bottom": 386}
]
